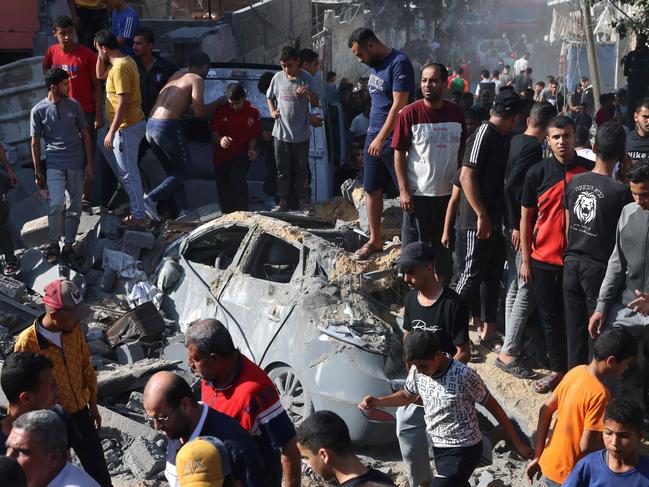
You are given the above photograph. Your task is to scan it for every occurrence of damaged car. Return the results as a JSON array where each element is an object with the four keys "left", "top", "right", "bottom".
[{"left": 156, "top": 212, "right": 405, "bottom": 444}]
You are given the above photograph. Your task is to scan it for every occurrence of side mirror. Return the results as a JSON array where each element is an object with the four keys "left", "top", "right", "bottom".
[{"left": 157, "top": 258, "right": 182, "bottom": 291}]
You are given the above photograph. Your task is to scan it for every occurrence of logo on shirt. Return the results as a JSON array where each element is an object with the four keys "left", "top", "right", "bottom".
[
  {"left": 247, "top": 117, "right": 255, "bottom": 128},
  {"left": 368, "top": 73, "right": 384, "bottom": 93},
  {"left": 53, "top": 63, "right": 79, "bottom": 80},
  {"left": 573, "top": 191, "right": 597, "bottom": 225},
  {"left": 411, "top": 320, "right": 442, "bottom": 334}
]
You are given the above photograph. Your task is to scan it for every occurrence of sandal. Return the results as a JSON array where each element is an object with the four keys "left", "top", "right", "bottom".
[
  {"left": 44, "top": 243, "right": 60, "bottom": 264},
  {"left": 355, "top": 242, "right": 382, "bottom": 260},
  {"left": 532, "top": 372, "right": 563, "bottom": 394},
  {"left": 495, "top": 357, "right": 537, "bottom": 379},
  {"left": 479, "top": 334, "right": 503, "bottom": 352},
  {"left": 2, "top": 255, "right": 19, "bottom": 276}
]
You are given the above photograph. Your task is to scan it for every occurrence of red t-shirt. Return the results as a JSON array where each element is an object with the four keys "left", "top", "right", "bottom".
[
  {"left": 209, "top": 101, "right": 262, "bottom": 165},
  {"left": 43, "top": 44, "right": 97, "bottom": 113}
]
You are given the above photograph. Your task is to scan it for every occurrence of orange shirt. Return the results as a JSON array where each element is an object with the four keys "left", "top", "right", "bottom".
[{"left": 538, "top": 365, "right": 610, "bottom": 483}]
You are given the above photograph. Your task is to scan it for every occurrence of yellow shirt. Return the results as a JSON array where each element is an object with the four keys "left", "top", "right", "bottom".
[
  {"left": 106, "top": 56, "right": 144, "bottom": 129},
  {"left": 74, "top": 0, "right": 104, "bottom": 8}
]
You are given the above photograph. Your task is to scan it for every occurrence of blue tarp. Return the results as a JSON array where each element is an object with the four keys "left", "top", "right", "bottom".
[{"left": 566, "top": 42, "right": 617, "bottom": 92}]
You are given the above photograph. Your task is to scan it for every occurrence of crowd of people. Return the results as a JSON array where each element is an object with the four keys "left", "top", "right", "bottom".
[{"left": 0, "top": 0, "right": 649, "bottom": 483}]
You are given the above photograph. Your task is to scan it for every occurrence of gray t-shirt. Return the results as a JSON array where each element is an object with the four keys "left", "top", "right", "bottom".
[
  {"left": 30, "top": 97, "right": 87, "bottom": 170},
  {"left": 404, "top": 358, "right": 487, "bottom": 448},
  {"left": 267, "top": 69, "right": 314, "bottom": 143}
]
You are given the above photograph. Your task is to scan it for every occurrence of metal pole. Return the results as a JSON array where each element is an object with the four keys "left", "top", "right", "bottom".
[{"left": 581, "top": 0, "right": 602, "bottom": 111}]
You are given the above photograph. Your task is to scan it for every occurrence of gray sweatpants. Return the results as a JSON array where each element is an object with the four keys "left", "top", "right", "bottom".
[
  {"left": 274, "top": 139, "right": 310, "bottom": 201},
  {"left": 46, "top": 168, "right": 84, "bottom": 245},
  {"left": 396, "top": 404, "right": 432, "bottom": 486}
]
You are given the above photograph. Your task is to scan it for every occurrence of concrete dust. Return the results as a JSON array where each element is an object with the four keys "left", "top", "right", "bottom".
[{"left": 312, "top": 196, "right": 359, "bottom": 223}]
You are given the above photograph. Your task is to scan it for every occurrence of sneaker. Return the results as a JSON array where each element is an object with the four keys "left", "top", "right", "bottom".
[
  {"left": 143, "top": 194, "right": 160, "bottom": 222},
  {"left": 495, "top": 357, "right": 537, "bottom": 379}
]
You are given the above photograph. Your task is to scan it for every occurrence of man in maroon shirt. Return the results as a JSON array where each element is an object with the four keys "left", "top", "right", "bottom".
[
  {"left": 210, "top": 83, "right": 261, "bottom": 213},
  {"left": 43, "top": 15, "right": 103, "bottom": 207}
]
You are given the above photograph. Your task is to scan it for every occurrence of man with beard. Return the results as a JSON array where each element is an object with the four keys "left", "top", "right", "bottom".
[
  {"left": 143, "top": 371, "right": 268, "bottom": 487},
  {"left": 393, "top": 63, "right": 465, "bottom": 284},
  {"left": 348, "top": 28, "right": 415, "bottom": 259},
  {"left": 392, "top": 241, "right": 470, "bottom": 487},
  {"left": 627, "top": 98, "right": 649, "bottom": 166}
]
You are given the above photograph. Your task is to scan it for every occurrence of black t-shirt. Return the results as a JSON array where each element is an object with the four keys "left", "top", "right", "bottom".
[
  {"left": 403, "top": 287, "right": 470, "bottom": 355},
  {"left": 564, "top": 172, "right": 632, "bottom": 265},
  {"left": 339, "top": 468, "right": 396, "bottom": 486},
  {"left": 627, "top": 130, "right": 649, "bottom": 165},
  {"left": 503, "top": 134, "right": 543, "bottom": 230},
  {"left": 457, "top": 122, "right": 509, "bottom": 230}
]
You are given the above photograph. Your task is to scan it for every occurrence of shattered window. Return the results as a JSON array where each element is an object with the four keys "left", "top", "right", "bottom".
[
  {"left": 184, "top": 225, "right": 248, "bottom": 269},
  {"left": 245, "top": 235, "right": 300, "bottom": 284}
]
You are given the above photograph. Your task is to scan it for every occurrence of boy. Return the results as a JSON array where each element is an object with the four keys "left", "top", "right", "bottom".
[
  {"left": 359, "top": 332, "right": 531, "bottom": 486},
  {"left": 266, "top": 46, "right": 318, "bottom": 213},
  {"left": 525, "top": 328, "right": 637, "bottom": 486},
  {"left": 563, "top": 399, "right": 649, "bottom": 486},
  {"left": 297, "top": 410, "right": 396, "bottom": 486}
]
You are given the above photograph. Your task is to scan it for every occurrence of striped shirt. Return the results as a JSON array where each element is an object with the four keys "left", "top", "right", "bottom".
[{"left": 111, "top": 6, "right": 140, "bottom": 56}]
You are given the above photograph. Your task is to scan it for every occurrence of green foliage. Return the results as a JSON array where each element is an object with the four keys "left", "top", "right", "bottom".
[{"left": 604, "top": 0, "right": 649, "bottom": 38}]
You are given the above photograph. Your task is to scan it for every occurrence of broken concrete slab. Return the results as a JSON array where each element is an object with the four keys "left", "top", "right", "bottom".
[
  {"left": 97, "top": 214, "right": 121, "bottom": 239},
  {"left": 20, "top": 215, "right": 49, "bottom": 248},
  {"left": 87, "top": 339, "right": 114, "bottom": 358},
  {"left": 0, "top": 275, "right": 26, "bottom": 301},
  {"left": 122, "top": 437, "right": 165, "bottom": 480},
  {"left": 116, "top": 343, "right": 145, "bottom": 364},
  {"left": 97, "top": 358, "right": 180, "bottom": 398},
  {"left": 126, "top": 391, "right": 145, "bottom": 414},
  {"left": 98, "top": 405, "right": 162, "bottom": 443},
  {"left": 121, "top": 230, "right": 155, "bottom": 259},
  {"left": 107, "top": 301, "right": 165, "bottom": 346},
  {"left": 18, "top": 248, "right": 85, "bottom": 296},
  {"left": 162, "top": 341, "right": 190, "bottom": 372}
]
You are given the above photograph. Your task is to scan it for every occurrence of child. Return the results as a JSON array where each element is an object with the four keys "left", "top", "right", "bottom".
[
  {"left": 359, "top": 331, "right": 532, "bottom": 486},
  {"left": 525, "top": 328, "right": 637, "bottom": 486},
  {"left": 296, "top": 410, "right": 396, "bottom": 486},
  {"left": 562, "top": 399, "right": 649, "bottom": 486}
]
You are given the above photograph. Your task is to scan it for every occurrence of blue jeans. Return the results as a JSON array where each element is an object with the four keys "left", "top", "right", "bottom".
[
  {"left": 112, "top": 120, "right": 146, "bottom": 219},
  {"left": 145, "top": 118, "right": 189, "bottom": 213},
  {"left": 502, "top": 227, "right": 536, "bottom": 356},
  {"left": 46, "top": 168, "right": 84, "bottom": 245}
]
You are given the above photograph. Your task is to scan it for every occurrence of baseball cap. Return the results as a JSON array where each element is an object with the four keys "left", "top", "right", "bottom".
[
  {"left": 43, "top": 279, "right": 91, "bottom": 322},
  {"left": 176, "top": 436, "right": 232, "bottom": 487},
  {"left": 493, "top": 90, "right": 523, "bottom": 115},
  {"left": 394, "top": 242, "right": 435, "bottom": 269}
]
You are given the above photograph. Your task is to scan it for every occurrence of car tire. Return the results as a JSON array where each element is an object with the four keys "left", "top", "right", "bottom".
[{"left": 268, "top": 365, "right": 314, "bottom": 426}]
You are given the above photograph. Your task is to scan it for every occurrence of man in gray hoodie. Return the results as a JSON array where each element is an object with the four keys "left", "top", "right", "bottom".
[{"left": 589, "top": 159, "right": 649, "bottom": 409}]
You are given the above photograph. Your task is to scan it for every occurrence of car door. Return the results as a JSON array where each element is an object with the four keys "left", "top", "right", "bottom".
[{"left": 217, "top": 232, "right": 304, "bottom": 363}]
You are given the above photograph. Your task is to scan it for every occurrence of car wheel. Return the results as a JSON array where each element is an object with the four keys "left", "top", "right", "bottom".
[{"left": 269, "top": 366, "right": 314, "bottom": 426}]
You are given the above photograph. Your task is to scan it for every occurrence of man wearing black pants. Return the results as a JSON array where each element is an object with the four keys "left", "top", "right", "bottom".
[
  {"left": 454, "top": 90, "right": 522, "bottom": 351},
  {"left": 563, "top": 122, "right": 631, "bottom": 367},
  {"left": 520, "top": 116, "right": 594, "bottom": 393}
]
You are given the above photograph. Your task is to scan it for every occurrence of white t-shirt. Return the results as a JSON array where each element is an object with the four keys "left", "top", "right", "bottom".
[
  {"left": 405, "top": 358, "right": 488, "bottom": 447},
  {"left": 513, "top": 57, "right": 528, "bottom": 75},
  {"left": 38, "top": 323, "right": 62, "bottom": 348},
  {"left": 350, "top": 113, "right": 370, "bottom": 136},
  {"left": 46, "top": 462, "right": 100, "bottom": 487}
]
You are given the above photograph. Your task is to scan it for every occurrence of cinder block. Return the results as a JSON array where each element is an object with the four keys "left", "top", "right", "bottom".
[
  {"left": 122, "top": 437, "right": 165, "bottom": 479},
  {"left": 116, "top": 343, "right": 145, "bottom": 364},
  {"left": 20, "top": 216, "right": 49, "bottom": 248},
  {"left": 0, "top": 275, "right": 26, "bottom": 301}
]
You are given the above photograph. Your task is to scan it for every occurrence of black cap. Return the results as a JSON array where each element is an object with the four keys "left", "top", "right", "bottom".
[
  {"left": 394, "top": 242, "right": 435, "bottom": 269},
  {"left": 493, "top": 90, "right": 523, "bottom": 115}
]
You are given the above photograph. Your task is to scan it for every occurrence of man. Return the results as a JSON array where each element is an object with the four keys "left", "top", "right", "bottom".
[
  {"left": 144, "top": 52, "right": 219, "bottom": 221},
  {"left": 0, "top": 143, "right": 19, "bottom": 276},
  {"left": 347, "top": 28, "right": 415, "bottom": 259},
  {"left": 490, "top": 70, "right": 502, "bottom": 94},
  {"left": 6, "top": 410, "right": 100, "bottom": 487},
  {"left": 104, "top": 0, "right": 139, "bottom": 56},
  {"left": 563, "top": 399, "right": 649, "bottom": 486},
  {"left": 570, "top": 102, "right": 593, "bottom": 131},
  {"left": 349, "top": 101, "right": 370, "bottom": 137},
  {"left": 393, "top": 241, "right": 470, "bottom": 486},
  {"left": 448, "top": 67, "right": 468, "bottom": 94},
  {"left": 595, "top": 93, "right": 616, "bottom": 127},
  {"left": 564, "top": 123, "right": 632, "bottom": 368},
  {"left": 499, "top": 65, "right": 513, "bottom": 86},
  {"left": 132, "top": 27, "right": 178, "bottom": 118},
  {"left": 296, "top": 411, "right": 396, "bottom": 486},
  {"left": 498, "top": 102, "right": 556, "bottom": 378},
  {"left": 95, "top": 29, "right": 147, "bottom": 229},
  {"left": 514, "top": 67, "right": 533, "bottom": 96},
  {"left": 475, "top": 70, "right": 496, "bottom": 97},
  {"left": 359, "top": 332, "right": 532, "bottom": 486},
  {"left": 142, "top": 371, "right": 268, "bottom": 487},
  {"left": 393, "top": 63, "right": 465, "bottom": 283},
  {"left": 299, "top": 48, "right": 326, "bottom": 112},
  {"left": 520, "top": 116, "right": 594, "bottom": 394},
  {"left": 533, "top": 81, "right": 546, "bottom": 102},
  {"left": 13, "top": 278, "right": 111, "bottom": 487},
  {"left": 525, "top": 328, "right": 637, "bottom": 486},
  {"left": 43, "top": 15, "right": 103, "bottom": 208},
  {"left": 30, "top": 68, "right": 94, "bottom": 264},
  {"left": 472, "top": 89, "right": 494, "bottom": 122},
  {"left": 513, "top": 52, "right": 530, "bottom": 75},
  {"left": 589, "top": 160, "right": 649, "bottom": 411},
  {"left": 0, "top": 352, "right": 81, "bottom": 460},
  {"left": 185, "top": 319, "right": 301, "bottom": 487},
  {"left": 175, "top": 436, "right": 235, "bottom": 487},
  {"left": 623, "top": 34, "right": 649, "bottom": 128},
  {"left": 266, "top": 46, "right": 319, "bottom": 213},
  {"left": 66, "top": 0, "right": 108, "bottom": 49},
  {"left": 547, "top": 80, "right": 564, "bottom": 112},
  {"left": 581, "top": 77, "right": 595, "bottom": 117},
  {"left": 627, "top": 98, "right": 649, "bottom": 165},
  {"left": 454, "top": 90, "right": 523, "bottom": 352},
  {"left": 210, "top": 83, "right": 261, "bottom": 213}
]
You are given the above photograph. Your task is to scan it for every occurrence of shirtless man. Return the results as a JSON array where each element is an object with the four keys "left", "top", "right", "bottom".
[{"left": 143, "top": 51, "right": 220, "bottom": 220}]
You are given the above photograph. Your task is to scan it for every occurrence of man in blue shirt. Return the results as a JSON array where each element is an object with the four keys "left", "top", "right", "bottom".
[
  {"left": 348, "top": 28, "right": 415, "bottom": 259},
  {"left": 563, "top": 399, "right": 649, "bottom": 486},
  {"left": 105, "top": 0, "right": 140, "bottom": 56}
]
